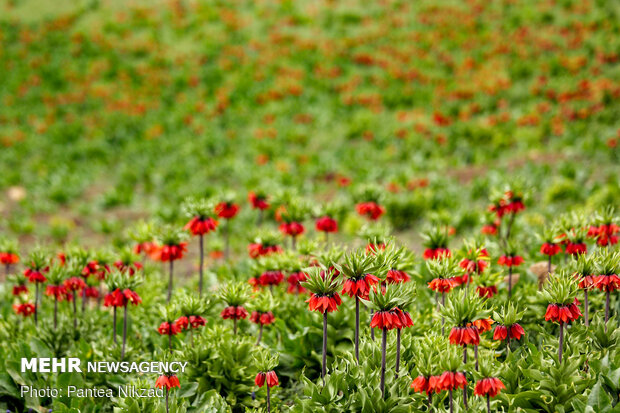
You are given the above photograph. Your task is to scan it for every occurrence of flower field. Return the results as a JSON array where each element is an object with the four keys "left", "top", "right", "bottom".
[{"left": 0, "top": 0, "right": 619, "bottom": 412}]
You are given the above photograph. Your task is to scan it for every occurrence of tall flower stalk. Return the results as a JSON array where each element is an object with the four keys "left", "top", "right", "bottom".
[
  {"left": 214, "top": 196, "right": 240, "bottom": 260},
  {"left": 0, "top": 238, "right": 20, "bottom": 278},
  {"left": 156, "top": 225, "right": 188, "bottom": 303},
  {"left": 426, "top": 256, "right": 461, "bottom": 335},
  {"left": 219, "top": 282, "right": 250, "bottom": 335},
  {"left": 44, "top": 266, "right": 68, "bottom": 330},
  {"left": 498, "top": 241, "right": 524, "bottom": 299},
  {"left": 250, "top": 291, "right": 277, "bottom": 345},
  {"left": 301, "top": 266, "right": 343, "bottom": 386},
  {"left": 594, "top": 249, "right": 620, "bottom": 332},
  {"left": 23, "top": 250, "right": 50, "bottom": 327},
  {"left": 573, "top": 254, "right": 597, "bottom": 327},
  {"left": 254, "top": 349, "right": 280, "bottom": 413},
  {"left": 182, "top": 197, "right": 219, "bottom": 297}
]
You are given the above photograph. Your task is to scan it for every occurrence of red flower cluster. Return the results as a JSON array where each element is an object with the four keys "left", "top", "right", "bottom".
[
  {"left": 286, "top": 271, "right": 307, "bottom": 294},
  {"left": 103, "top": 289, "right": 142, "bottom": 307},
  {"left": 248, "top": 192, "right": 269, "bottom": 210},
  {"left": 428, "top": 278, "right": 455, "bottom": 293},
  {"left": 411, "top": 376, "right": 434, "bottom": 395},
  {"left": 12, "top": 285, "right": 28, "bottom": 295},
  {"left": 474, "top": 377, "right": 505, "bottom": 398},
  {"left": 459, "top": 258, "right": 488, "bottom": 274},
  {"left": 133, "top": 241, "right": 157, "bottom": 256},
  {"left": 184, "top": 216, "right": 218, "bottom": 236},
  {"left": 577, "top": 274, "right": 597, "bottom": 289},
  {"left": 155, "top": 375, "right": 180, "bottom": 390},
  {"left": 386, "top": 269, "right": 410, "bottom": 283},
  {"left": 248, "top": 243, "right": 282, "bottom": 259},
  {"left": 476, "top": 285, "right": 498, "bottom": 298},
  {"left": 595, "top": 274, "right": 620, "bottom": 292},
  {"left": 0, "top": 252, "right": 19, "bottom": 265},
  {"left": 488, "top": 192, "right": 525, "bottom": 218},
  {"left": 158, "top": 321, "right": 181, "bottom": 336},
  {"left": 255, "top": 371, "right": 279, "bottom": 388},
  {"left": 315, "top": 216, "right": 338, "bottom": 233},
  {"left": 436, "top": 371, "right": 467, "bottom": 391},
  {"left": 498, "top": 255, "right": 524, "bottom": 267},
  {"left": 279, "top": 222, "right": 305, "bottom": 237},
  {"left": 259, "top": 270, "right": 284, "bottom": 287},
  {"left": 493, "top": 323, "right": 525, "bottom": 341},
  {"left": 545, "top": 300, "right": 582, "bottom": 323},
  {"left": 215, "top": 202, "right": 240, "bottom": 219},
  {"left": 481, "top": 222, "right": 499, "bottom": 236},
  {"left": 473, "top": 318, "right": 494, "bottom": 333},
  {"left": 341, "top": 274, "right": 379, "bottom": 299},
  {"left": 356, "top": 202, "right": 385, "bottom": 220},
  {"left": 540, "top": 242, "right": 562, "bottom": 256},
  {"left": 114, "top": 261, "right": 142, "bottom": 276},
  {"left": 84, "top": 286, "right": 99, "bottom": 298},
  {"left": 588, "top": 224, "right": 619, "bottom": 246},
  {"left": 82, "top": 261, "right": 99, "bottom": 278},
  {"left": 250, "top": 311, "right": 275, "bottom": 325},
  {"left": 423, "top": 248, "right": 451, "bottom": 260},
  {"left": 221, "top": 306, "right": 249, "bottom": 320},
  {"left": 307, "top": 293, "right": 342, "bottom": 313},
  {"left": 370, "top": 308, "right": 414, "bottom": 330},
  {"left": 24, "top": 268, "right": 47, "bottom": 283},
  {"left": 45, "top": 285, "right": 69, "bottom": 300},
  {"left": 64, "top": 277, "right": 86, "bottom": 292},
  {"left": 158, "top": 243, "right": 188, "bottom": 262},
  {"left": 13, "top": 303, "right": 35, "bottom": 316},
  {"left": 565, "top": 242, "right": 587, "bottom": 256},
  {"left": 449, "top": 326, "right": 480, "bottom": 346},
  {"left": 175, "top": 315, "right": 206, "bottom": 330}
]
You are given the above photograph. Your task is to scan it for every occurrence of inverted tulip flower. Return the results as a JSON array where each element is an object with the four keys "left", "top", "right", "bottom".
[
  {"left": 276, "top": 200, "right": 308, "bottom": 250},
  {"left": 23, "top": 249, "right": 49, "bottom": 327},
  {"left": 248, "top": 190, "right": 270, "bottom": 226},
  {"left": 385, "top": 246, "right": 415, "bottom": 285},
  {"left": 10, "top": 273, "right": 29, "bottom": 296},
  {"left": 13, "top": 302, "right": 36, "bottom": 318},
  {"left": 498, "top": 241, "right": 524, "bottom": 298},
  {"left": 422, "top": 226, "right": 451, "bottom": 260},
  {"left": 219, "top": 282, "right": 251, "bottom": 335},
  {"left": 367, "top": 283, "right": 415, "bottom": 397},
  {"left": 0, "top": 238, "right": 19, "bottom": 276},
  {"left": 492, "top": 302, "right": 525, "bottom": 355},
  {"left": 158, "top": 306, "right": 181, "bottom": 353},
  {"left": 214, "top": 196, "right": 240, "bottom": 260},
  {"left": 564, "top": 227, "right": 588, "bottom": 257},
  {"left": 176, "top": 293, "right": 207, "bottom": 346},
  {"left": 594, "top": 249, "right": 620, "bottom": 331},
  {"left": 410, "top": 335, "right": 442, "bottom": 408},
  {"left": 104, "top": 270, "right": 142, "bottom": 358},
  {"left": 541, "top": 271, "right": 581, "bottom": 363},
  {"left": 474, "top": 270, "right": 503, "bottom": 300},
  {"left": 589, "top": 206, "right": 619, "bottom": 247},
  {"left": 156, "top": 225, "right": 188, "bottom": 303},
  {"left": 354, "top": 185, "right": 385, "bottom": 221},
  {"left": 250, "top": 291, "right": 277, "bottom": 345},
  {"left": 434, "top": 343, "right": 468, "bottom": 413},
  {"left": 539, "top": 226, "right": 562, "bottom": 275},
  {"left": 457, "top": 241, "right": 489, "bottom": 291},
  {"left": 573, "top": 254, "right": 597, "bottom": 326},
  {"left": 253, "top": 350, "right": 280, "bottom": 413},
  {"left": 155, "top": 372, "right": 180, "bottom": 413},
  {"left": 44, "top": 266, "right": 69, "bottom": 330},
  {"left": 473, "top": 358, "right": 505, "bottom": 413},
  {"left": 182, "top": 197, "right": 219, "bottom": 297},
  {"left": 427, "top": 257, "right": 462, "bottom": 334},
  {"left": 113, "top": 247, "right": 142, "bottom": 277},
  {"left": 334, "top": 248, "right": 383, "bottom": 362},
  {"left": 301, "top": 266, "right": 343, "bottom": 385},
  {"left": 248, "top": 231, "right": 283, "bottom": 259}
]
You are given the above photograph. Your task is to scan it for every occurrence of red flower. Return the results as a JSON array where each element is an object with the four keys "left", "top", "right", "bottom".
[
  {"left": 279, "top": 222, "right": 305, "bottom": 237},
  {"left": 460, "top": 258, "right": 488, "bottom": 274},
  {"left": 134, "top": 241, "right": 157, "bottom": 256},
  {"left": 307, "top": 293, "right": 342, "bottom": 313},
  {"left": 189, "top": 315, "right": 206, "bottom": 328},
  {"left": 248, "top": 192, "right": 270, "bottom": 210},
  {"left": 476, "top": 285, "right": 498, "bottom": 298},
  {"left": 255, "top": 372, "right": 266, "bottom": 387},
  {"left": 315, "top": 216, "right": 338, "bottom": 233},
  {"left": 266, "top": 371, "right": 279, "bottom": 387},
  {"left": 595, "top": 274, "right": 620, "bottom": 292},
  {"left": 0, "top": 252, "right": 19, "bottom": 265},
  {"left": 341, "top": 274, "right": 380, "bottom": 299},
  {"left": 588, "top": 224, "right": 619, "bottom": 247},
  {"left": 411, "top": 376, "right": 432, "bottom": 394},
  {"left": 436, "top": 371, "right": 467, "bottom": 391},
  {"left": 176, "top": 316, "right": 189, "bottom": 330},
  {"left": 472, "top": 318, "right": 493, "bottom": 333},
  {"left": 386, "top": 269, "right": 410, "bottom": 284},
  {"left": 155, "top": 375, "right": 180, "bottom": 390},
  {"left": 286, "top": 271, "right": 307, "bottom": 294},
  {"left": 12, "top": 285, "right": 28, "bottom": 296},
  {"left": 81, "top": 261, "right": 99, "bottom": 278},
  {"left": 13, "top": 303, "right": 35, "bottom": 316},
  {"left": 250, "top": 311, "right": 275, "bottom": 325},
  {"left": 540, "top": 243, "right": 562, "bottom": 256},
  {"left": 578, "top": 275, "right": 597, "bottom": 289},
  {"left": 545, "top": 301, "right": 582, "bottom": 323},
  {"left": 565, "top": 242, "right": 587, "bottom": 256},
  {"left": 498, "top": 255, "right": 524, "bottom": 267},
  {"left": 214, "top": 202, "right": 240, "bottom": 219},
  {"left": 259, "top": 270, "right": 284, "bottom": 287},
  {"left": 356, "top": 202, "right": 385, "bottom": 220},
  {"left": 423, "top": 248, "right": 451, "bottom": 260},
  {"left": 221, "top": 306, "right": 249, "bottom": 320},
  {"left": 428, "top": 278, "right": 455, "bottom": 293},
  {"left": 184, "top": 216, "right": 218, "bottom": 236},
  {"left": 481, "top": 224, "right": 498, "bottom": 236},
  {"left": 104, "top": 289, "right": 124, "bottom": 307},
  {"left": 65, "top": 277, "right": 86, "bottom": 292},
  {"left": 122, "top": 289, "right": 142, "bottom": 305},
  {"left": 114, "top": 261, "right": 142, "bottom": 276},
  {"left": 474, "top": 377, "right": 505, "bottom": 398},
  {"left": 449, "top": 326, "right": 480, "bottom": 346},
  {"left": 45, "top": 285, "right": 68, "bottom": 300},
  {"left": 24, "top": 268, "right": 47, "bottom": 283},
  {"left": 248, "top": 243, "right": 282, "bottom": 258},
  {"left": 158, "top": 321, "right": 181, "bottom": 336},
  {"left": 158, "top": 243, "right": 187, "bottom": 262},
  {"left": 493, "top": 323, "right": 524, "bottom": 341},
  {"left": 370, "top": 308, "right": 413, "bottom": 330}
]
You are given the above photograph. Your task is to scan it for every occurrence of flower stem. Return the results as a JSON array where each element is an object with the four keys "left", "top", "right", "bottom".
[
  {"left": 199, "top": 234, "right": 204, "bottom": 297},
  {"left": 167, "top": 260, "right": 174, "bottom": 303},
  {"left": 256, "top": 324, "right": 263, "bottom": 346},
  {"left": 441, "top": 293, "right": 446, "bottom": 335},
  {"left": 508, "top": 266, "right": 513, "bottom": 299},
  {"left": 584, "top": 289, "right": 589, "bottom": 327},
  {"left": 487, "top": 394, "right": 491, "bottom": 413},
  {"left": 224, "top": 219, "right": 230, "bottom": 261},
  {"left": 292, "top": 235, "right": 297, "bottom": 250},
  {"left": 322, "top": 311, "right": 327, "bottom": 386},
  {"left": 267, "top": 385, "right": 271, "bottom": 413},
  {"left": 427, "top": 393, "right": 432, "bottom": 411},
  {"left": 355, "top": 297, "right": 360, "bottom": 363},
  {"left": 165, "top": 387, "right": 169, "bottom": 413},
  {"left": 380, "top": 327, "right": 387, "bottom": 398},
  {"left": 34, "top": 282, "right": 39, "bottom": 327},
  {"left": 449, "top": 389, "right": 453, "bottom": 413},
  {"left": 233, "top": 318, "right": 238, "bottom": 335},
  {"left": 72, "top": 293, "right": 77, "bottom": 330},
  {"left": 168, "top": 333, "right": 172, "bottom": 354},
  {"left": 113, "top": 306, "right": 117, "bottom": 344},
  {"left": 82, "top": 288, "right": 86, "bottom": 312},
  {"left": 54, "top": 297, "right": 58, "bottom": 330},
  {"left": 558, "top": 321, "right": 564, "bottom": 363},
  {"left": 474, "top": 345, "right": 479, "bottom": 371},
  {"left": 605, "top": 290, "right": 610, "bottom": 333},
  {"left": 395, "top": 328, "right": 401, "bottom": 378},
  {"left": 122, "top": 304, "right": 128, "bottom": 359},
  {"left": 370, "top": 309, "right": 375, "bottom": 341}
]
